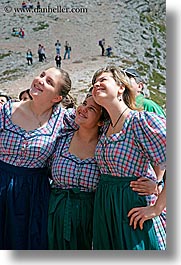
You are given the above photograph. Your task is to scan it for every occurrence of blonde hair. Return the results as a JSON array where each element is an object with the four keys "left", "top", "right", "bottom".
[{"left": 92, "top": 65, "right": 140, "bottom": 110}]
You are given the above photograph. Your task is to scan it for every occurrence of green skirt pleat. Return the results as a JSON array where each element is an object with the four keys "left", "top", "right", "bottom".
[
  {"left": 48, "top": 188, "right": 94, "bottom": 250},
  {"left": 93, "top": 174, "right": 160, "bottom": 250}
]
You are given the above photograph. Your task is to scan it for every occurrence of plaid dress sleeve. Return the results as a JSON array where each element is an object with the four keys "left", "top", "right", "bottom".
[{"left": 132, "top": 111, "right": 166, "bottom": 168}]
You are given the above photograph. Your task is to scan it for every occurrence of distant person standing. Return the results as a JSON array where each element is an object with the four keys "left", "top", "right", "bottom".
[
  {"left": 55, "top": 54, "right": 62, "bottom": 68},
  {"left": 37, "top": 1, "right": 41, "bottom": 9},
  {"left": 106, "top": 45, "right": 112, "bottom": 57},
  {"left": 55, "top": 40, "right": 61, "bottom": 55},
  {"left": 124, "top": 68, "right": 166, "bottom": 117},
  {"left": 38, "top": 44, "right": 43, "bottom": 62},
  {"left": 63, "top": 41, "right": 71, "bottom": 59},
  {"left": 98, "top": 38, "right": 105, "bottom": 56},
  {"left": 41, "top": 46, "right": 46, "bottom": 62},
  {"left": 26, "top": 49, "right": 33, "bottom": 65}
]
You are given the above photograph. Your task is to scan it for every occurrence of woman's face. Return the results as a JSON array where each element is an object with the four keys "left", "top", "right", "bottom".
[
  {"left": 0, "top": 96, "right": 8, "bottom": 107},
  {"left": 30, "top": 68, "right": 63, "bottom": 103},
  {"left": 20, "top": 92, "right": 31, "bottom": 101},
  {"left": 92, "top": 72, "right": 120, "bottom": 105},
  {"left": 129, "top": 77, "right": 143, "bottom": 97},
  {"left": 75, "top": 96, "right": 102, "bottom": 129}
]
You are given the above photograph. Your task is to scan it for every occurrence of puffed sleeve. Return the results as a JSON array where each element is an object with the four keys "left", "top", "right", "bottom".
[
  {"left": 0, "top": 103, "right": 5, "bottom": 131},
  {"left": 132, "top": 111, "right": 166, "bottom": 169},
  {"left": 62, "top": 107, "right": 79, "bottom": 132}
]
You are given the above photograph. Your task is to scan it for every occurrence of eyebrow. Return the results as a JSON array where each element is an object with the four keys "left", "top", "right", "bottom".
[
  {"left": 42, "top": 71, "right": 55, "bottom": 86},
  {"left": 84, "top": 99, "right": 99, "bottom": 111},
  {"left": 90, "top": 103, "right": 101, "bottom": 112}
]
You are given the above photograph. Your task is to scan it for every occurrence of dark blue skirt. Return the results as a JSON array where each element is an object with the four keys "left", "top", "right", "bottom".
[{"left": 0, "top": 160, "right": 50, "bottom": 250}]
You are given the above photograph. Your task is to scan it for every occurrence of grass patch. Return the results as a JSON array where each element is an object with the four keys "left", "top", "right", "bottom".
[
  {"left": 0, "top": 52, "right": 12, "bottom": 60},
  {"left": 149, "top": 87, "right": 166, "bottom": 108},
  {"left": 32, "top": 21, "right": 49, "bottom": 31}
]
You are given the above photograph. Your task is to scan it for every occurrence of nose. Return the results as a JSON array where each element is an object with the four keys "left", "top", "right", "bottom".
[
  {"left": 39, "top": 80, "right": 44, "bottom": 85},
  {"left": 94, "top": 81, "right": 99, "bottom": 87},
  {"left": 81, "top": 105, "right": 88, "bottom": 113}
]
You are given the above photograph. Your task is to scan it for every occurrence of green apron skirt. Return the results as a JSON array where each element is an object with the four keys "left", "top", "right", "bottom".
[
  {"left": 48, "top": 188, "right": 94, "bottom": 250},
  {"left": 93, "top": 174, "right": 160, "bottom": 250}
]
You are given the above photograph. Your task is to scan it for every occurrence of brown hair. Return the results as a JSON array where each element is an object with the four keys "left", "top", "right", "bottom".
[
  {"left": 92, "top": 65, "right": 140, "bottom": 110},
  {"left": 87, "top": 86, "right": 110, "bottom": 123},
  {"left": 56, "top": 68, "right": 72, "bottom": 98},
  {"left": 19, "top": 89, "right": 33, "bottom": 101}
]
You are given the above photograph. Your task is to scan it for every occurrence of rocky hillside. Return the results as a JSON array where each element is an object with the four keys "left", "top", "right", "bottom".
[{"left": 0, "top": 0, "right": 166, "bottom": 107}]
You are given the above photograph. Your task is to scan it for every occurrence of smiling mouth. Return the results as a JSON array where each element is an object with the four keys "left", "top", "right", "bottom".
[
  {"left": 78, "top": 111, "right": 87, "bottom": 119},
  {"left": 33, "top": 84, "right": 43, "bottom": 92},
  {"left": 95, "top": 89, "right": 104, "bottom": 96}
]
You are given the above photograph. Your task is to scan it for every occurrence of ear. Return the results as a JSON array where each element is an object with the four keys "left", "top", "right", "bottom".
[
  {"left": 118, "top": 83, "right": 125, "bottom": 96},
  {"left": 138, "top": 82, "right": 144, "bottom": 90},
  {"left": 97, "top": 120, "right": 104, "bottom": 127},
  {"left": 52, "top": 95, "right": 63, "bottom": 103}
]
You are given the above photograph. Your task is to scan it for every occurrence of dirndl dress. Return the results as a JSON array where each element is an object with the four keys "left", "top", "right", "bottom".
[
  {"left": 0, "top": 160, "right": 50, "bottom": 250},
  {"left": 93, "top": 174, "right": 160, "bottom": 250},
  {"left": 93, "top": 111, "right": 166, "bottom": 250}
]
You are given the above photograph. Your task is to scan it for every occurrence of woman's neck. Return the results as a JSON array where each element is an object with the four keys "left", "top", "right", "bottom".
[
  {"left": 29, "top": 100, "right": 53, "bottom": 117},
  {"left": 75, "top": 127, "right": 99, "bottom": 143},
  {"left": 105, "top": 100, "right": 128, "bottom": 123}
]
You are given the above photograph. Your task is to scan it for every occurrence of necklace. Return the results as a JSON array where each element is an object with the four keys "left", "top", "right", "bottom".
[
  {"left": 110, "top": 107, "right": 128, "bottom": 128},
  {"left": 30, "top": 108, "right": 43, "bottom": 127},
  {"left": 30, "top": 103, "right": 51, "bottom": 128}
]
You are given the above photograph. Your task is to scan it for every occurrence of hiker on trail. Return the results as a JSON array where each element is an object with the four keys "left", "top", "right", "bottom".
[
  {"left": 38, "top": 44, "right": 43, "bottom": 62},
  {"left": 98, "top": 38, "right": 105, "bottom": 56},
  {"left": 106, "top": 45, "right": 112, "bottom": 57},
  {"left": 19, "top": 28, "right": 25, "bottom": 38},
  {"left": 63, "top": 41, "right": 71, "bottom": 59},
  {"left": 37, "top": 44, "right": 46, "bottom": 62},
  {"left": 26, "top": 49, "right": 33, "bottom": 65},
  {"left": 37, "top": 1, "right": 41, "bottom": 9},
  {"left": 41, "top": 46, "right": 46, "bottom": 62},
  {"left": 55, "top": 54, "right": 62, "bottom": 68},
  {"left": 55, "top": 40, "right": 61, "bottom": 55}
]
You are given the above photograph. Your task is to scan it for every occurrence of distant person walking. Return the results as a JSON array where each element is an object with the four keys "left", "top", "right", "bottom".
[
  {"left": 98, "top": 38, "right": 105, "bottom": 56},
  {"left": 63, "top": 41, "right": 71, "bottom": 59},
  {"left": 55, "top": 40, "right": 61, "bottom": 55},
  {"left": 55, "top": 54, "right": 62, "bottom": 68}
]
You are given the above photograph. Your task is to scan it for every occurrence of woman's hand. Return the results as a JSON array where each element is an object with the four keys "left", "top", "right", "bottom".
[
  {"left": 127, "top": 205, "right": 157, "bottom": 230},
  {"left": 130, "top": 177, "right": 158, "bottom": 195},
  {"left": 128, "top": 182, "right": 166, "bottom": 230}
]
